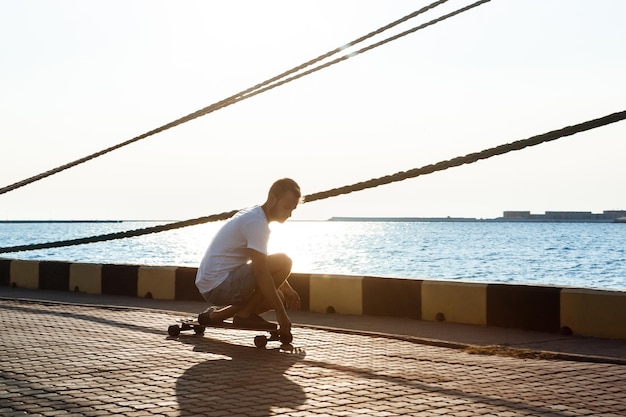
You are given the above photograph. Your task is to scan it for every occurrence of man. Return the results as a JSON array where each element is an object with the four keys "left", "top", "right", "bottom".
[{"left": 195, "top": 178, "right": 302, "bottom": 336}]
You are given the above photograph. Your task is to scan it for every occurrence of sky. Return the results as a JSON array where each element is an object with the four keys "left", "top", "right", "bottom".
[{"left": 1, "top": 0, "right": 625, "bottom": 221}]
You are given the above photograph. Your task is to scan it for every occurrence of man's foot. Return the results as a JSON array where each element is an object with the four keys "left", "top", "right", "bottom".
[
  {"left": 233, "top": 314, "right": 278, "bottom": 331},
  {"left": 198, "top": 306, "right": 223, "bottom": 325}
]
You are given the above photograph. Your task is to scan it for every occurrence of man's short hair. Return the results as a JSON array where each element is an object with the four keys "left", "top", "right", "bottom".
[{"left": 269, "top": 178, "right": 301, "bottom": 200}]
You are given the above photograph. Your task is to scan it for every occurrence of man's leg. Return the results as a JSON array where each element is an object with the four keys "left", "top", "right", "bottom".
[
  {"left": 234, "top": 253, "right": 292, "bottom": 319},
  {"left": 198, "top": 263, "right": 260, "bottom": 325},
  {"left": 202, "top": 304, "right": 240, "bottom": 323}
]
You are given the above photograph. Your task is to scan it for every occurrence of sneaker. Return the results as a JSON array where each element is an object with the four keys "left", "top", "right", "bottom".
[
  {"left": 233, "top": 314, "right": 278, "bottom": 331},
  {"left": 198, "top": 306, "right": 222, "bottom": 325}
]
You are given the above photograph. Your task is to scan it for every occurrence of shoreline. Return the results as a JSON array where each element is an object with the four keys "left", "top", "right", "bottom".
[{"left": 329, "top": 217, "right": 625, "bottom": 223}]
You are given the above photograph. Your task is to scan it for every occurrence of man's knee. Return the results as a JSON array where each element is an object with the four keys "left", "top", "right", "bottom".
[{"left": 269, "top": 253, "right": 292, "bottom": 272}]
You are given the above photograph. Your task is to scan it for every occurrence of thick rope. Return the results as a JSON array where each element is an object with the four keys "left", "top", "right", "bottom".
[
  {"left": 304, "top": 110, "right": 626, "bottom": 202},
  {"left": 1, "top": 109, "right": 624, "bottom": 254},
  {"left": 0, "top": 210, "right": 238, "bottom": 254},
  {"left": 217, "top": 0, "right": 492, "bottom": 113},
  {"left": 0, "top": 0, "right": 456, "bottom": 197}
]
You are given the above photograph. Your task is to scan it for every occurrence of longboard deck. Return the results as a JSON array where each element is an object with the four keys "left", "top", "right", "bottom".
[
  {"left": 168, "top": 317, "right": 292, "bottom": 347},
  {"left": 176, "top": 317, "right": 278, "bottom": 332}
]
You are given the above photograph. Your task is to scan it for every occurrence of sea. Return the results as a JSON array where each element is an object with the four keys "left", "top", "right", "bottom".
[{"left": 1, "top": 220, "right": 625, "bottom": 292}]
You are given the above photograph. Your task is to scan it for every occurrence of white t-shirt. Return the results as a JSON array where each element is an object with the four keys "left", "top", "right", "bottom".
[{"left": 195, "top": 206, "right": 270, "bottom": 294}]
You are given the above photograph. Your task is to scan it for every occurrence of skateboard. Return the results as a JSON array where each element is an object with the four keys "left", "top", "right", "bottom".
[{"left": 168, "top": 317, "right": 293, "bottom": 348}]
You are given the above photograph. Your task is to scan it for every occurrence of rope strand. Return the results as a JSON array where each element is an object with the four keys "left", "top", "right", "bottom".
[
  {"left": 1, "top": 109, "right": 624, "bottom": 254},
  {"left": 0, "top": 0, "right": 454, "bottom": 197},
  {"left": 304, "top": 110, "right": 626, "bottom": 202}
]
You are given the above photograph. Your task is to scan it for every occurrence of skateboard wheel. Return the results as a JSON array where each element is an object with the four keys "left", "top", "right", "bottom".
[
  {"left": 168, "top": 325, "right": 181, "bottom": 337},
  {"left": 254, "top": 335, "right": 268, "bottom": 348},
  {"left": 280, "top": 332, "right": 293, "bottom": 344},
  {"left": 193, "top": 326, "right": 205, "bottom": 335}
]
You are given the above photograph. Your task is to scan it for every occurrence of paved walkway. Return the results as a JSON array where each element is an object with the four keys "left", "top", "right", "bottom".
[{"left": 1, "top": 290, "right": 625, "bottom": 416}]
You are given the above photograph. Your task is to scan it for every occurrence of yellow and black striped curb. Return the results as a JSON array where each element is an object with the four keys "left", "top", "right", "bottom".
[{"left": 1, "top": 258, "right": 624, "bottom": 339}]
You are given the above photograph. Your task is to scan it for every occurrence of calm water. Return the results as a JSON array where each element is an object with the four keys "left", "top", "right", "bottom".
[{"left": 1, "top": 221, "right": 625, "bottom": 291}]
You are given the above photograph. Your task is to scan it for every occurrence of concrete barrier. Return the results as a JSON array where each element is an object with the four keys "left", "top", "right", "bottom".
[
  {"left": 486, "top": 284, "right": 561, "bottom": 333},
  {"left": 561, "top": 288, "right": 626, "bottom": 339},
  {"left": 70, "top": 263, "right": 102, "bottom": 294},
  {"left": 10, "top": 259, "right": 39, "bottom": 289},
  {"left": 138, "top": 266, "right": 177, "bottom": 300},
  {"left": 422, "top": 281, "right": 487, "bottom": 325},
  {"left": 310, "top": 274, "right": 363, "bottom": 315},
  {"left": 363, "top": 276, "right": 421, "bottom": 319},
  {"left": 1, "top": 258, "right": 625, "bottom": 339}
]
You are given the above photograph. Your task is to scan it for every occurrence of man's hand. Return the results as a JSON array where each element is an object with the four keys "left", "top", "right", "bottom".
[
  {"left": 280, "top": 283, "right": 301, "bottom": 311},
  {"left": 276, "top": 310, "right": 292, "bottom": 336}
]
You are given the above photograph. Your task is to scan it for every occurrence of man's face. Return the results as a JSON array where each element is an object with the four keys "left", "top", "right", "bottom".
[{"left": 270, "top": 191, "right": 300, "bottom": 223}]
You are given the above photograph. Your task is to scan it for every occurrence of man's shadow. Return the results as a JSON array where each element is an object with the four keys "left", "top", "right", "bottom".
[{"left": 174, "top": 333, "right": 307, "bottom": 416}]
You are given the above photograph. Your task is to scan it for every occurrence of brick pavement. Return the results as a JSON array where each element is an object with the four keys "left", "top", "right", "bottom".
[{"left": 1, "top": 299, "right": 625, "bottom": 417}]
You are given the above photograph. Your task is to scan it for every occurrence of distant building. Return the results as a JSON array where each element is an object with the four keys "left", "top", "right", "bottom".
[
  {"left": 502, "top": 211, "right": 531, "bottom": 219},
  {"left": 604, "top": 210, "right": 626, "bottom": 220},
  {"left": 501, "top": 210, "right": 626, "bottom": 222}
]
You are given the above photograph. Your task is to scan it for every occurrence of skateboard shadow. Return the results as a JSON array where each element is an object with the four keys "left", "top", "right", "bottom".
[{"left": 175, "top": 335, "right": 307, "bottom": 416}]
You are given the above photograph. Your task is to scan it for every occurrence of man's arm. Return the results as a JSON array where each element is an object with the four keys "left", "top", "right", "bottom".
[{"left": 279, "top": 280, "right": 301, "bottom": 311}]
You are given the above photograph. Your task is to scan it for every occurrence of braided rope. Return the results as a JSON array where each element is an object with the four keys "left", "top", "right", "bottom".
[
  {"left": 0, "top": 0, "right": 455, "bottom": 197},
  {"left": 304, "top": 110, "right": 626, "bottom": 203},
  {"left": 222, "top": 0, "right": 492, "bottom": 111},
  {"left": 1, "top": 110, "right": 624, "bottom": 254},
  {"left": 0, "top": 211, "right": 237, "bottom": 254}
]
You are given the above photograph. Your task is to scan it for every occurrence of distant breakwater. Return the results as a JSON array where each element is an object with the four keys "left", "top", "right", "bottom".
[
  {"left": 0, "top": 220, "right": 124, "bottom": 224},
  {"left": 330, "top": 209, "right": 626, "bottom": 223}
]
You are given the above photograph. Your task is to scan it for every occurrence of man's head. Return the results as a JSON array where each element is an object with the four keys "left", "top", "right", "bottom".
[{"left": 264, "top": 178, "right": 301, "bottom": 223}]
